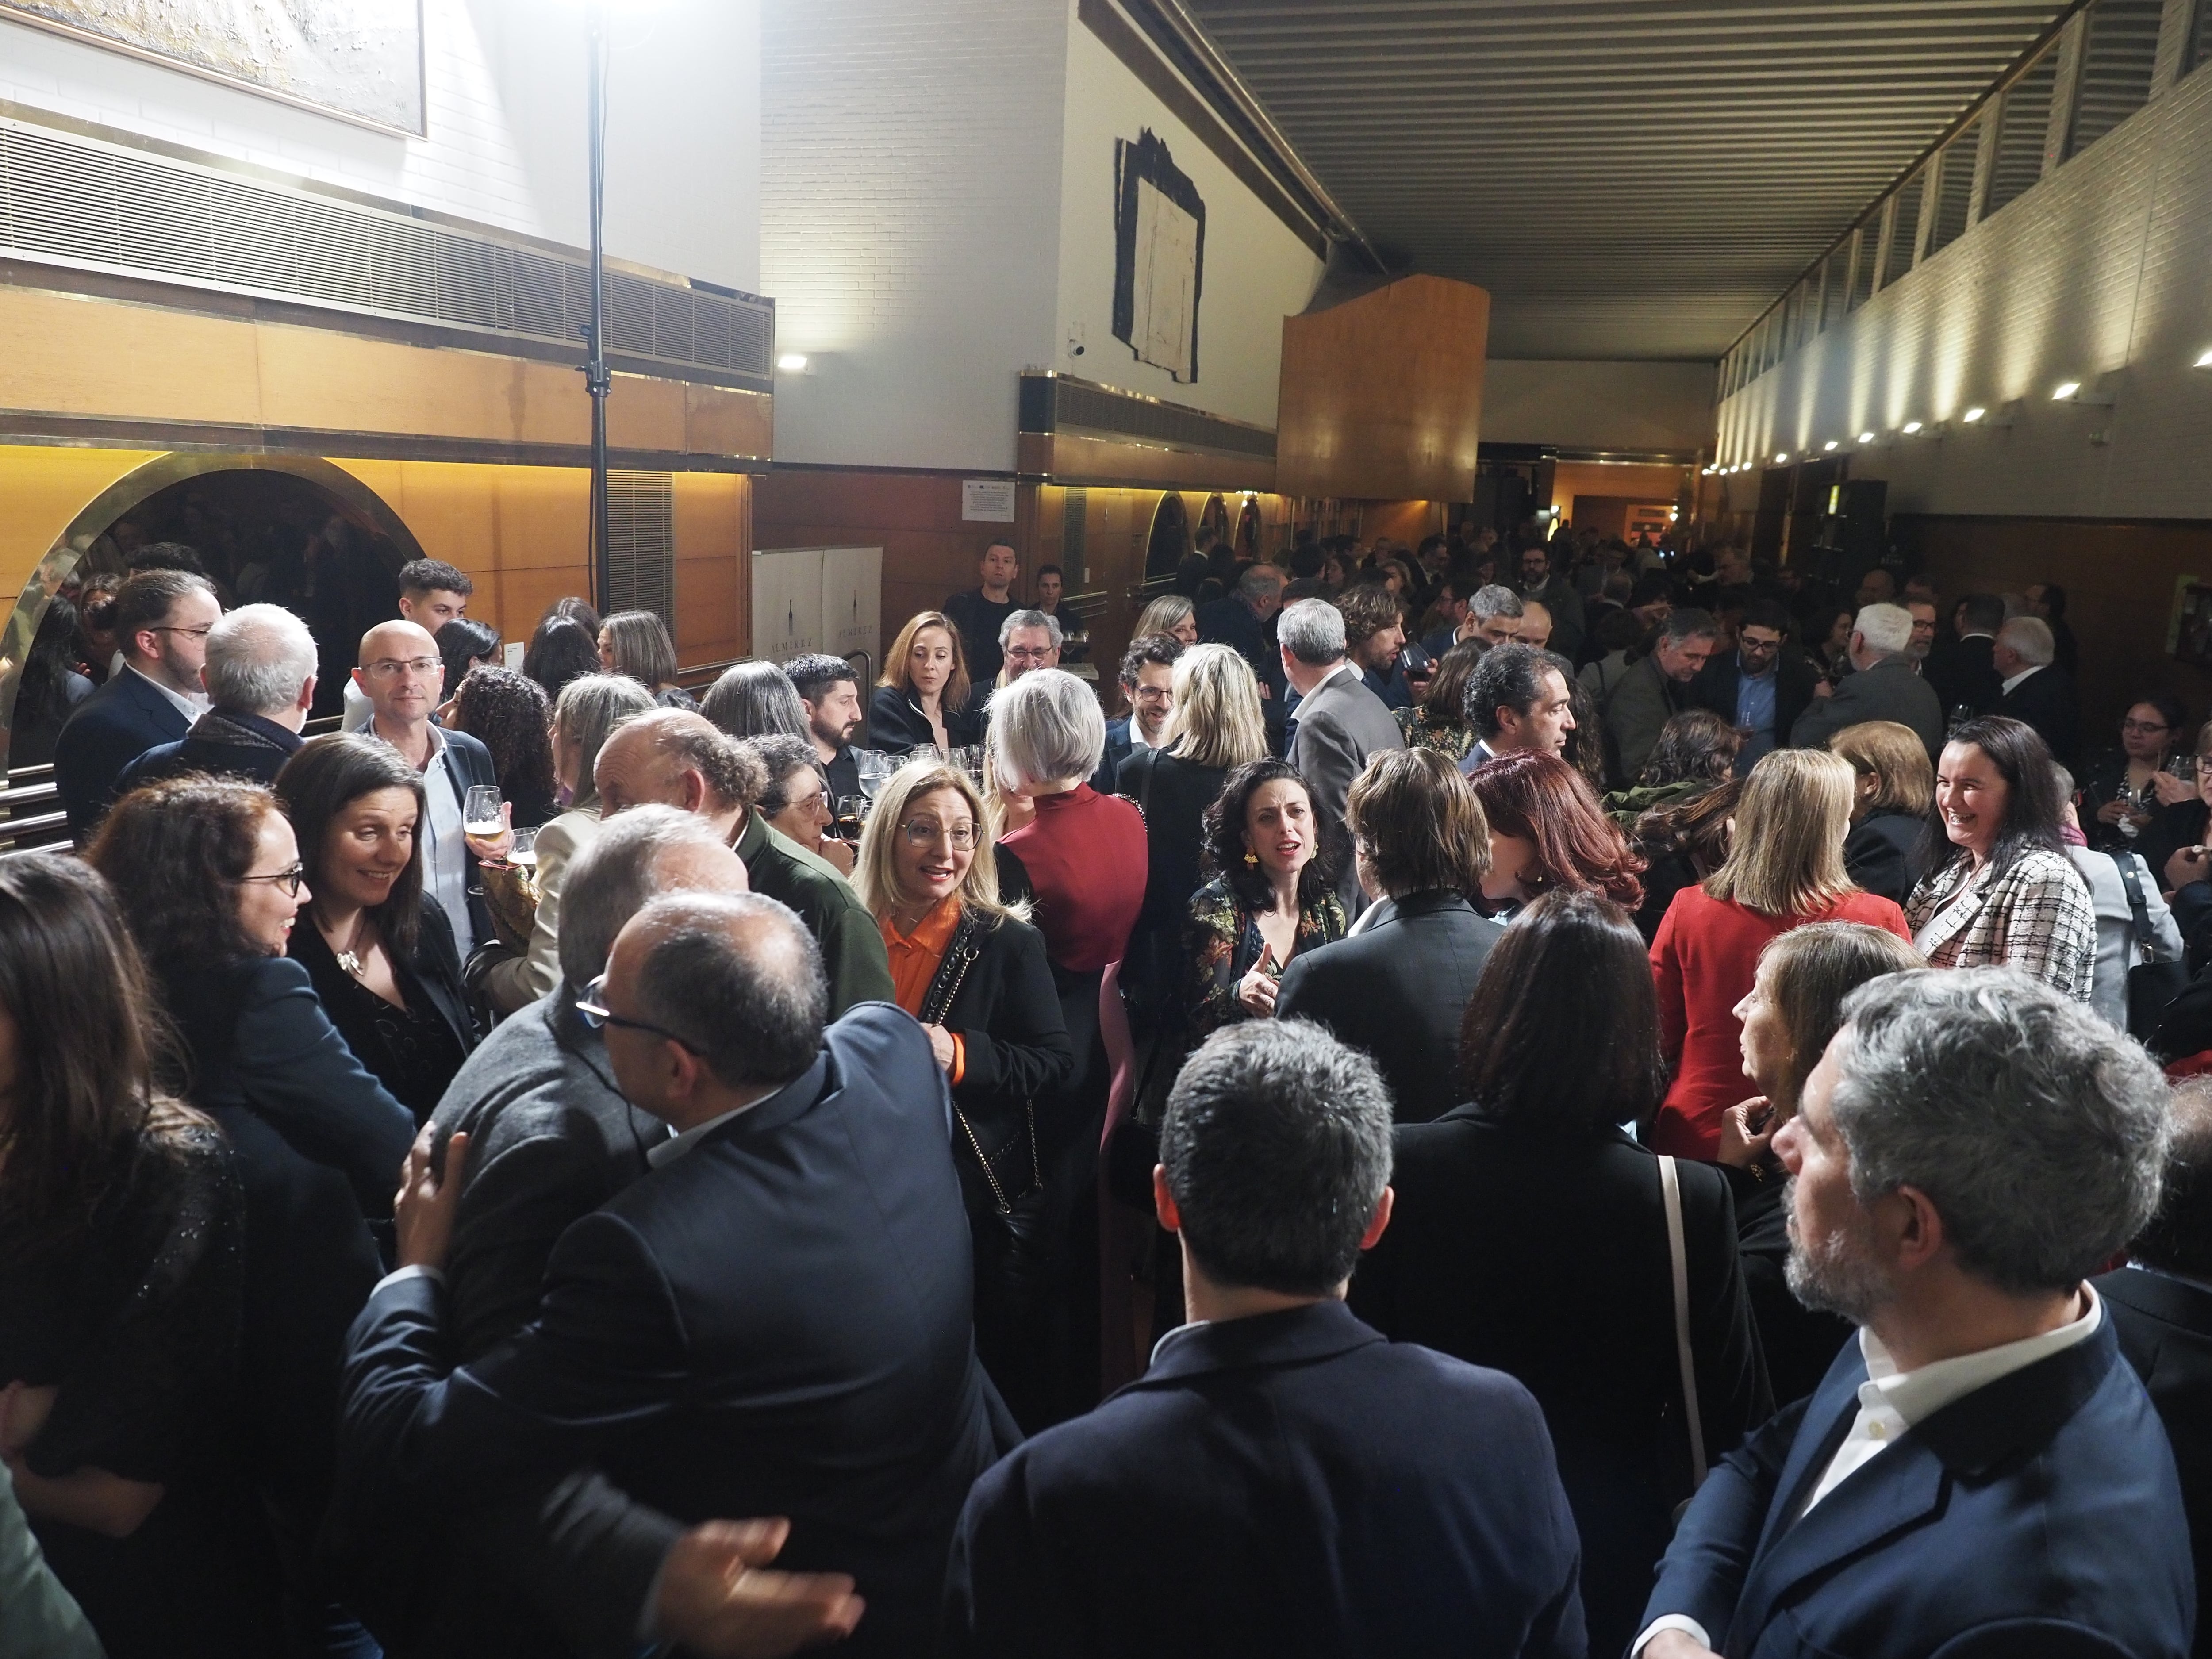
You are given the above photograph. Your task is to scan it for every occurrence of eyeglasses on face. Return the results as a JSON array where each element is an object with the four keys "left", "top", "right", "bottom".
[
  {"left": 901, "top": 818, "right": 979, "bottom": 849},
  {"left": 2121, "top": 719, "right": 2171, "bottom": 734},
  {"left": 1003, "top": 647, "right": 1053, "bottom": 665},
  {"left": 574, "top": 974, "right": 702, "bottom": 1052},
  {"left": 150, "top": 623, "right": 216, "bottom": 642},
  {"left": 363, "top": 657, "right": 443, "bottom": 681},
  {"left": 236, "top": 862, "right": 308, "bottom": 897}
]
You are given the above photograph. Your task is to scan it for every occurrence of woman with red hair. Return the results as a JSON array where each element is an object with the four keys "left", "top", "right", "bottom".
[{"left": 1465, "top": 750, "right": 1647, "bottom": 918}]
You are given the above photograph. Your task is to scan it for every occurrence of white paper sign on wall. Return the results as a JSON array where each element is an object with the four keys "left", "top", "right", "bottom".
[{"left": 962, "top": 480, "right": 1017, "bottom": 522}]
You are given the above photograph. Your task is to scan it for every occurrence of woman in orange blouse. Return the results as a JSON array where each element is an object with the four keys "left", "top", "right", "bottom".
[{"left": 855, "top": 758, "right": 1073, "bottom": 1426}]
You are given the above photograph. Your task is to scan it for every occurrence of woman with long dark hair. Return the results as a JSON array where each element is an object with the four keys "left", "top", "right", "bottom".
[
  {"left": 431, "top": 618, "right": 501, "bottom": 712},
  {"left": 1394, "top": 637, "right": 1484, "bottom": 760},
  {"left": 1350, "top": 890, "right": 1768, "bottom": 1658},
  {"left": 448, "top": 667, "right": 558, "bottom": 830},
  {"left": 9, "top": 595, "right": 93, "bottom": 768},
  {"left": 277, "top": 735, "right": 477, "bottom": 1123},
  {"left": 0, "top": 855, "right": 282, "bottom": 1658},
  {"left": 520, "top": 613, "right": 601, "bottom": 707},
  {"left": 1467, "top": 749, "right": 1646, "bottom": 918},
  {"left": 1907, "top": 714, "right": 2095, "bottom": 998}
]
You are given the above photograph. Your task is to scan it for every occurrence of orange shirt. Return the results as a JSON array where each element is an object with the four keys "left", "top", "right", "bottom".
[{"left": 882, "top": 895, "right": 964, "bottom": 1013}]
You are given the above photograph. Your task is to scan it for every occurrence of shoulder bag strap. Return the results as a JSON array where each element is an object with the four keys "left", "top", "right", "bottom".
[
  {"left": 2108, "top": 849, "right": 2164, "bottom": 956},
  {"left": 916, "top": 910, "right": 984, "bottom": 1028},
  {"left": 1659, "top": 1153, "right": 1709, "bottom": 1488}
]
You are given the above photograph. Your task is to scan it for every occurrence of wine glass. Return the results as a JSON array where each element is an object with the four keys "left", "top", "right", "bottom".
[
  {"left": 463, "top": 785, "right": 505, "bottom": 837},
  {"left": 506, "top": 826, "right": 540, "bottom": 869},
  {"left": 835, "top": 795, "right": 867, "bottom": 842},
  {"left": 855, "top": 750, "right": 894, "bottom": 803}
]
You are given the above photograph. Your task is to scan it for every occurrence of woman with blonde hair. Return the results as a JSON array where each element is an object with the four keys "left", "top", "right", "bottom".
[
  {"left": 1828, "top": 719, "right": 1937, "bottom": 905},
  {"left": 1132, "top": 593, "right": 1198, "bottom": 647},
  {"left": 855, "top": 757, "right": 1072, "bottom": 1424},
  {"left": 871, "top": 610, "right": 980, "bottom": 755},
  {"left": 1648, "top": 746, "right": 1912, "bottom": 1157}
]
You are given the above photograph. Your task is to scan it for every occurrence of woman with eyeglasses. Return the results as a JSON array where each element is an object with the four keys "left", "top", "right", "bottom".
[
  {"left": 2077, "top": 695, "right": 2193, "bottom": 853},
  {"left": 854, "top": 759, "right": 1073, "bottom": 1428},
  {"left": 276, "top": 735, "right": 477, "bottom": 1125},
  {"left": 746, "top": 732, "right": 856, "bottom": 875},
  {"left": 86, "top": 776, "right": 411, "bottom": 1651}
]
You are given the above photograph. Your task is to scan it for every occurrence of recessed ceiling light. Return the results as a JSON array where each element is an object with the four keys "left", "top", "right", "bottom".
[
  {"left": 776, "top": 352, "right": 810, "bottom": 372},
  {"left": 1963, "top": 406, "right": 1987, "bottom": 423},
  {"left": 2053, "top": 381, "right": 2081, "bottom": 400},
  {"left": 1902, "top": 420, "right": 1924, "bottom": 434}
]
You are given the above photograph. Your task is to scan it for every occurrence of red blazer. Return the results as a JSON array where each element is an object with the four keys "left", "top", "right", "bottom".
[
  {"left": 1001, "top": 784, "right": 1148, "bottom": 973},
  {"left": 1649, "top": 884, "right": 1910, "bottom": 1157}
]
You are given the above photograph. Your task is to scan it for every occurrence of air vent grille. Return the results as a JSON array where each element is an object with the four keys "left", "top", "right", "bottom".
[
  {"left": 0, "top": 119, "right": 772, "bottom": 386},
  {"left": 1020, "top": 373, "right": 1275, "bottom": 461},
  {"left": 607, "top": 471, "right": 676, "bottom": 633}
]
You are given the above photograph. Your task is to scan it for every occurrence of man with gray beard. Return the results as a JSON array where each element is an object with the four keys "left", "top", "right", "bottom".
[{"left": 1637, "top": 969, "right": 2194, "bottom": 1659}]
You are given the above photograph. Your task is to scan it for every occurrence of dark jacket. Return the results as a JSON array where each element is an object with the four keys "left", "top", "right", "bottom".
[
  {"left": 1114, "top": 746, "right": 1229, "bottom": 1014},
  {"left": 1602, "top": 653, "right": 1699, "bottom": 787},
  {"left": 1694, "top": 648, "right": 1818, "bottom": 757},
  {"left": 1350, "top": 1110, "right": 1770, "bottom": 1657},
  {"left": 1274, "top": 890, "right": 1503, "bottom": 1123},
  {"left": 1788, "top": 656, "right": 1945, "bottom": 760},
  {"left": 1089, "top": 716, "right": 1138, "bottom": 796},
  {"left": 289, "top": 901, "right": 475, "bottom": 1123},
  {"left": 2098, "top": 1265, "right": 2212, "bottom": 1659},
  {"left": 942, "top": 591, "right": 1017, "bottom": 687},
  {"left": 733, "top": 810, "right": 895, "bottom": 1015},
  {"left": 1924, "top": 632, "right": 2002, "bottom": 719},
  {"left": 942, "top": 1300, "right": 1586, "bottom": 1659},
  {"left": 867, "top": 685, "right": 982, "bottom": 756},
  {"left": 1843, "top": 809, "right": 1931, "bottom": 907},
  {"left": 1642, "top": 1314, "right": 2194, "bottom": 1659},
  {"left": 338, "top": 1006, "right": 1012, "bottom": 1659},
  {"left": 1999, "top": 664, "right": 2081, "bottom": 765},
  {"left": 934, "top": 911, "right": 1075, "bottom": 1127},
  {"left": 116, "top": 707, "right": 303, "bottom": 794},
  {"left": 55, "top": 667, "right": 192, "bottom": 840}
]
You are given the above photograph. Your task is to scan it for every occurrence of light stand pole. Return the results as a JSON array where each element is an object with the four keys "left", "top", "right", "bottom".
[{"left": 583, "top": 2, "right": 613, "bottom": 616}]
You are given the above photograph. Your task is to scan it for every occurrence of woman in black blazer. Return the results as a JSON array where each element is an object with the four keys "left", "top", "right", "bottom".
[
  {"left": 869, "top": 611, "right": 985, "bottom": 755},
  {"left": 88, "top": 776, "right": 415, "bottom": 1652},
  {"left": 276, "top": 735, "right": 477, "bottom": 1124},
  {"left": 855, "top": 757, "right": 1074, "bottom": 1428},
  {"left": 1348, "top": 890, "right": 1770, "bottom": 1658},
  {"left": 1830, "top": 720, "right": 1936, "bottom": 907}
]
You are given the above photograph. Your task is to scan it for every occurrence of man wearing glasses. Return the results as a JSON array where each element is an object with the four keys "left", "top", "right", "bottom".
[
  {"left": 349, "top": 618, "right": 504, "bottom": 958},
  {"left": 965, "top": 611, "right": 1062, "bottom": 727},
  {"left": 56, "top": 566, "right": 221, "bottom": 841}
]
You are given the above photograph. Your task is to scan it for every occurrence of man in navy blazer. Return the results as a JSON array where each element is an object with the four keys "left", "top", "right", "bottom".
[
  {"left": 944, "top": 1019, "right": 1586, "bottom": 1658},
  {"left": 1638, "top": 969, "right": 2193, "bottom": 1659},
  {"left": 342, "top": 892, "right": 1009, "bottom": 1659},
  {"left": 54, "top": 567, "right": 220, "bottom": 839},
  {"left": 1088, "top": 634, "right": 1180, "bottom": 795}
]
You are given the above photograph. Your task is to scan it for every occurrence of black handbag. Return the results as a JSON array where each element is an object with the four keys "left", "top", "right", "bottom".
[
  {"left": 2111, "top": 849, "right": 2189, "bottom": 1040},
  {"left": 920, "top": 913, "right": 1054, "bottom": 1309}
]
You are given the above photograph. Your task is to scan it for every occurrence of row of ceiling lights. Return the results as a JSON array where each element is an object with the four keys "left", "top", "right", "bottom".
[{"left": 1706, "top": 353, "right": 2212, "bottom": 473}]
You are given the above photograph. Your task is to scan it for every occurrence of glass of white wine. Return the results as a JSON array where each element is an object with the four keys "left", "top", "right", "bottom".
[
  {"left": 506, "top": 826, "right": 539, "bottom": 869},
  {"left": 464, "top": 785, "right": 505, "bottom": 837}
]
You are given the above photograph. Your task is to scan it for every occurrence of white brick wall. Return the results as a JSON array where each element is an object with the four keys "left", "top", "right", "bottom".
[
  {"left": 1716, "top": 55, "right": 2212, "bottom": 521},
  {"left": 0, "top": 0, "right": 759, "bottom": 289}
]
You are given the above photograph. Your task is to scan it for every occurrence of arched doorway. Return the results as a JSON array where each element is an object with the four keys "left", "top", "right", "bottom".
[
  {"left": 1197, "top": 494, "right": 1230, "bottom": 550},
  {"left": 3, "top": 453, "right": 425, "bottom": 772},
  {"left": 1235, "top": 497, "right": 1261, "bottom": 557},
  {"left": 1141, "top": 492, "right": 1190, "bottom": 582}
]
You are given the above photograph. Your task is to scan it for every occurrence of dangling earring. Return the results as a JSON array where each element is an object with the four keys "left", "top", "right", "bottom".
[{"left": 1243, "top": 847, "right": 1259, "bottom": 868}]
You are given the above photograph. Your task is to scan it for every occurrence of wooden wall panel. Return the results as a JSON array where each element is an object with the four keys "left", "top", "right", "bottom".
[
  {"left": 1905, "top": 515, "right": 2212, "bottom": 739},
  {"left": 673, "top": 473, "right": 751, "bottom": 668},
  {"left": 1278, "top": 275, "right": 1490, "bottom": 503},
  {"left": 0, "top": 447, "right": 163, "bottom": 603}
]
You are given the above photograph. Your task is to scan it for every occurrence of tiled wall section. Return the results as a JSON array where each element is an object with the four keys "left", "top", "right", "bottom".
[{"left": 1715, "top": 53, "right": 2212, "bottom": 521}]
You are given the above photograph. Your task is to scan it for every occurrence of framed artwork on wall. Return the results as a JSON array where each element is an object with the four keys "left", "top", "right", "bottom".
[
  {"left": 0, "top": 0, "right": 427, "bottom": 135},
  {"left": 1112, "top": 128, "right": 1205, "bottom": 383}
]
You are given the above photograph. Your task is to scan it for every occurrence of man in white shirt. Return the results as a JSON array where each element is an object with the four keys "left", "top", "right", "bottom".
[
  {"left": 339, "top": 558, "right": 475, "bottom": 729},
  {"left": 1638, "top": 968, "right": 2191, "bottom": 1659}
]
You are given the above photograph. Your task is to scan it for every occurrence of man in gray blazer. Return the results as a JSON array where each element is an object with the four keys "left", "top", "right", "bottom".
[
  {"left": 1600, "top": 608, "right": 1722, "bottom": 786},
  {"left": 1788, "top": 603, "right": 1945, "bottom": 760},
  {"left": 1280, "top": 598, "right": 1403, "bottom": 910}
]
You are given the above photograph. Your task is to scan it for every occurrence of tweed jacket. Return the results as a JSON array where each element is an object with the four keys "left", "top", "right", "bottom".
[{"left": 1905, "top": 846, "right": 2096, "bottom": 1001}]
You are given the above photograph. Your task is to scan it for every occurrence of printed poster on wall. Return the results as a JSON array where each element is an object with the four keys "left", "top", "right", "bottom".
[
  {"left": 1112, "top": 129, "right": 1205, "bottom": 383},
  {"left": 962, "top": 480, "right": 1017, "bottom": 522},
  {"left": 751, "top": 548, "right": 826, "bottom": 663}
]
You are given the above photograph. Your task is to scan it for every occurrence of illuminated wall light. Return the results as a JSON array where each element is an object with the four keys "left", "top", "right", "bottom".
[
  {"left": 1774, "top": 452, "right": 1790, "bottom": 464},
  {"left": 1823, "top": 440, "right": 1839, "bottom": 452},
  {"left": 2052, "top": 381, "right": 2081, "bottom": 400},
  {"left": 1902, "top": 420, "right": 1924, "bottom": 434},
  {"left": 776, "top": 352, "right": 811, "bottom": 372},
  {"left": 2196, "top": 349, "right": 2212, "bottom": 369},
  {"left": 1962, "top": 407, "right": 1987, "bottom": 423},
  {"left": 1857, "top": 431, "right": 1876, "bottom": 443}
]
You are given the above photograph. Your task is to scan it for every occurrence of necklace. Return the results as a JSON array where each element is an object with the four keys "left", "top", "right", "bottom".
[{"left": 324, "top": 911, "right": 373, "bottom": 979}]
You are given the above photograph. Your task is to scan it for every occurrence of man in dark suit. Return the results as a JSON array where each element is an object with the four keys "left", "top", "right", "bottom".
[
  {"left": 1637, "top": 970, "right": 2192, "bottom": 1659},
  {"left": 1089, "top": 634, "right": 1180, "bottom": 795},
  {"left": 1995, "top": 615, "right": 2081, "bottom": 764},
  {"left": 349, "top": 618, "right": 500, "bottom": 956},
  {"left": 1923, "top": 591, "right": 2006, "bottom": 718},
  {"left": 54, "top": 566, "right": 219, "bottom": 839},
  {"left": 783, "top": 651, "right": 864, "bottom": 802},
  {"left": 344, "top": 891, "right": 1009, "bottom": 1658},
  {"left": 1788, "top": 603, "right": 1946, "bottom": 760},
  {"left": 2099, "top": 1077, "right": 2212, "bottom": 1659},
  {"left": 1280, "top": 598, "right": 1404, "bottom": 910},
  {"left": 1276, "top": 750, "right": 1502, "bottom": 1121},
  {"left": 943, "top": 1018, "right": 1586, "bottom": 1658},
  {"left": 116, "top": 602, "right": 315, "bottom": 794},
  {"left": 1601, "top": 609, "right": 1723, "bottom": 786},
  {"left": 1197, "top": 562, "right": 1286, "bottom": 695},
  {"left": 1695, "top": 598, "right": 1816, "bottom": 773},
  {"left": 1457, "top": 641, "right": 1578, "bottom": 771}
]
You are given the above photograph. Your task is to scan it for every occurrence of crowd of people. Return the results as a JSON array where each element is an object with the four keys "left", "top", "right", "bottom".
[{"left": 1, "top": 521, "right": 2208, "bottom": 1659}]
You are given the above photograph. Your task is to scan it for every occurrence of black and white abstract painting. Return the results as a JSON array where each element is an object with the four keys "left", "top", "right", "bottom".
[{"left": 1113, "top": 128, "right": 1205, "bottom": 382}]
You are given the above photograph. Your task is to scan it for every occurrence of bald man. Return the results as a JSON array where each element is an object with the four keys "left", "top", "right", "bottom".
[{"left": 351, "top": 618, "right": 503, "bottom": 956}]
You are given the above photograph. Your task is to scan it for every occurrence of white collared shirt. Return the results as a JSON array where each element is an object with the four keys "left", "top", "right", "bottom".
[
  {"left": 1634, "top": 1286, "right": 2103, "bottom": 1657},
  {"left": 368, "top": 715, "right": 475, "bottom": 957},
  {"left": 645, "top": 1065, "right": 821, "bottom": 1169},
  {"left": 2000, "top": 663, "right": 2044, "bottom": 696},
  {"left": 125, "top": 661, "right": 209, "bottom": 723}
]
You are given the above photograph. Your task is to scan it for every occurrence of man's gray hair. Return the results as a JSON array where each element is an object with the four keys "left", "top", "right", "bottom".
[
  {"left": 1162, "top": 1019, "right": 1394, "bottom": 1296},
  {"left": 1238, "top": 563, "right": 1285, "bottom": 599},
  {"left": 999, "top": 608, "right": 1064, "bottom": 650},
  {"left": 557, "top": 805, "right": 733, "bottom": 989},
  {"left": 1468, "top": 584, "right": 1524, "bottom": 623},
  {"left": 1828, "top": 968, "right": 2171, "bottom": 1294},
  {"left": 203, "top": 603, "right": 317, "bottom": 715},
  {"left": 987, "top": 667, "right": 1104, "bottom": 790},
  {"left": 1659, "top": 607, "right": 1720, "bottom": 647},
  {"left": 1277, "top": 597, "right": 1348, "bottom": 666},
  {"left": 1997, "top": 616, "right": 2056, "bottom": 668},
  {"left": 1852, "top": 602, "right": 1914, "bottom": 659},
  {"left": 633, "top": 891, "right": 826, "bottom": 1089}
]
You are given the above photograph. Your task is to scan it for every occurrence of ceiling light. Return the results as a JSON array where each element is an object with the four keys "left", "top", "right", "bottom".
[
  {"left": 1902, "top": 420, "right": 1924, "bottom": 434},
  {"left": 776, "top": 352, "right": 809, "bottom": 372},
  {"left": 2052, "top": 381, "right": 2081, "bottom": 400},
  {"left": 1774, "top": 452, "right": 1790, "bottom": 464},
  {"left": 1823, "top": 440, "right": 1839, "bottom": 452},
  {"left": 2052, "top": 375, "right": 2115, "bottom": 407},
  {"left": 1962, "top": 406, "right": 1987, "bottom": 423},
  {"left": 2196, "top": 349, "right": 2212, "bottom": 369},
  {"left": 1858, "top": 431, "right": 1875, "bottom": 443}
]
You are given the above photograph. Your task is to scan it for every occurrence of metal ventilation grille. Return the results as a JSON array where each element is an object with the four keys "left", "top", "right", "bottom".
[
  {"left": 2070, "top": 0, "right": 2163, "bottom": 156},
  {"left": 1019, "top": 373, "right": 1277, "bottom": 461},
  {"left": 1986, "top": 47, "right": 2059, "bottom": 219},
  {"left": 607, "top": 471, "right": 676, "bottom": 632},
  {"left": 0, "top": 119, "right": 773, "bottom": 385}
]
